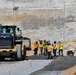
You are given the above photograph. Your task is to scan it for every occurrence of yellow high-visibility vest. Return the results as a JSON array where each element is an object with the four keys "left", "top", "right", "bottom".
[
  {"left": 59, "top": 44, "right": 63, "bottom": 50},
  {"left": 43, "top": 43, "right": 48, "bottom": 48},
  {"left": 40, "top": 44, "right": 43, "bottom": 47}
]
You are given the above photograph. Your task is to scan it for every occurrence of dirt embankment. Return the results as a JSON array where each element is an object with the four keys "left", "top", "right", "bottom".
[{"left": 64, "top": 66, "right": 76, "bottom": 75}]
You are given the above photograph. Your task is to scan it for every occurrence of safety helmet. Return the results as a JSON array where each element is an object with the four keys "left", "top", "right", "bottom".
[
  {"left": 54, "top": 41, "right": 56, "bottom": 43},
  {"left": 48, "top": 40, "right": 50, "bottom": 43},
  {"left": 58, "top": 41, "right": 61, "bottom": 42}
]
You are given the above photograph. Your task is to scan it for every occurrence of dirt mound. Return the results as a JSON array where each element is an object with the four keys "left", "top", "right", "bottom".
[{"left": 64, "top": 66, "right": 76, "bottom": 75}]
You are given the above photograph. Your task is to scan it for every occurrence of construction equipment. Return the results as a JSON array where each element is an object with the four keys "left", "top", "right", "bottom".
[
  {"left": 67, "top": 50, "right": 74, "bottom": 56},
  {"left": 67, "top": 50, "right": 76, "bottom": 56},
  {"left": 0, "top": 24, "right": 31, "bottom": 60}
]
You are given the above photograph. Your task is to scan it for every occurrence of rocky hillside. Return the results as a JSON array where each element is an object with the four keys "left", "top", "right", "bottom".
[{"left": 0, "top": 0, "right": 76, "bottom": 42}]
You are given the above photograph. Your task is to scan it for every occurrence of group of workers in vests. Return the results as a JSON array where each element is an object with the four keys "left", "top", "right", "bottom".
[{"left": 33, "top": 40, "right": 63, "bottom": 59}]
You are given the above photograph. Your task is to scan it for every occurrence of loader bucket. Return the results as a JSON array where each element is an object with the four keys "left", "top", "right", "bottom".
[{"left": 20, "top": 37, "right": 31, "bottom": 50}]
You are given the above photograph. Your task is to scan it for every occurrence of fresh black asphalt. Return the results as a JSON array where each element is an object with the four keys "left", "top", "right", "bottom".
[{"left": 28, "top": 55, "right": 76, "bottom": 75}]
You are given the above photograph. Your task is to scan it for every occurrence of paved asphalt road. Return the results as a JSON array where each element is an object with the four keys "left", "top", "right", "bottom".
[
  {"left": 0, "top": 55, "right": 76, "bottom": 75},
  {"left": 27, "top": 55, "right": 58, "bottom": 60}
]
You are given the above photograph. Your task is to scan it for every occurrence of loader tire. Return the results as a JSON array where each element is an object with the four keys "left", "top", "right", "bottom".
[
  {"left": 22, "top": 45, "right": 26, "bottom": 60},
  {"left": 74, "top": 50, "right": 76, "bottom": 56},
  {"left": 0, "top": 57, "right": 5, "bottom": 61},
  {"left": 16, "top": 44, "right": 22, "bottom": 61}
]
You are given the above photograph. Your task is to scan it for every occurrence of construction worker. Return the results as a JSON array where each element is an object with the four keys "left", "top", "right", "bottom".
[
  {"left": 43, "top": 40, "right": 48, "bottom": 56},
  {"left": 47, "top": 43, "right": 53, "bottom": 59},
  {"left": 39, "top": 40, "right": 43, "bottom": 55},
  {"left": 52, "top": 41, "right": 57, "bottom": 56},
  {"left": 34, "top": 41, "right": 39, "bottom": 55},
  {"left": 58, "top": 41, "right": 63, "bottom": 56}
]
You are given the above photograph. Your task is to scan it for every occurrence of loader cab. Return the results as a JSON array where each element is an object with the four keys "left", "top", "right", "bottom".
[
  {"left": 0, "top": 25, "right": 21, "bottom": 39},
  {"left": 0, "top": 25, "right": 31, "bottom": 50},
  {"left": 0, "top": 25, "right": 16, "bottom": 36},
  {"left": 0, "top": 25, "right": 16, "bottom": 49}
]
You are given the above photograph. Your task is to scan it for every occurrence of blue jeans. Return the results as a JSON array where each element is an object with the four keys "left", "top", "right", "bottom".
[
  {"left": 34, "top": 48, "right": 38, "bottom": 55},
  {"left": 53, "top": 49, "right": 56, "bottom": 56},
  {"left": 59, "top": 49, "right": 63, "bottom": 56},
  {"left": 44, "top": 48, "right": 48, "bottom": 56}
]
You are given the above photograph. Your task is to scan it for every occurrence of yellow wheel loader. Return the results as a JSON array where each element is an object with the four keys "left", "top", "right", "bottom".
[{"left": 0, "top": 24, "right": 31, "bottom": 60}]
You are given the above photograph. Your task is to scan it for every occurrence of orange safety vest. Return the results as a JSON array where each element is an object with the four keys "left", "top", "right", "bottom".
[
  {"left": 47, "top": 45, "right": 52, "bottom": 52},
  {"left": 34, "top": 43, "right": 39, "bottom": 48},
  {"left": 53, "top": 44, "right": 57, "bottom": 50},
  {"left": 58, "top": 43, "right": 61, "bottom": 49}
]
